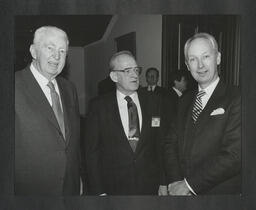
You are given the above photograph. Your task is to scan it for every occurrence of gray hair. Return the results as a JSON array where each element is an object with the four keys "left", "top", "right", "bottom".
[
  {"left": 184, "top": 32, "right": 219, "bottom": 62},
  {"left": 33, "top": 26, "right": 69, "bottom": 47},
  {"left": 109, "top": 50, "right": 135, "bottom": 71}
]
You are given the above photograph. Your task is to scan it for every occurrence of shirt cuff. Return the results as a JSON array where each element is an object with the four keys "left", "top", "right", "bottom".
[{"left": 184, "top": 178, "right": 197, "bottom": 195}]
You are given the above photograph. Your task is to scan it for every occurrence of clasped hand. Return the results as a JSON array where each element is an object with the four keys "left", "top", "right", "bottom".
[{"left": 167, "top": 180, "right": 192, "bottom": 196}]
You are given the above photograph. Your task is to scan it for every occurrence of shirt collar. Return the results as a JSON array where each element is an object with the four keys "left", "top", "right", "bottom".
[
  {"left": 30, "top": 63, "right": 57, "bottom": 87},
  {"left": 172, "top": 87, "right": 182, "bottom": 97},
  {"left": 198, "top": 76, "right": 220, "bottom": 96},
  {"left": 147, "top": 85, "right": 156, "bottom": 91},
  {"left": 116, "top": 89, "right": 138, "bottom": 101}
]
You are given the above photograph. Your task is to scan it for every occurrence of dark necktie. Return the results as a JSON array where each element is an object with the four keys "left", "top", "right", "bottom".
[
  {"left": 192, "top": 90, "right": 206, "bottom": 123},
  {"left": 47, "top": 81, "right": 65, "bottom": 138},
  {"left": 125, "top": 96, "right": 140, "bottom": 152}
]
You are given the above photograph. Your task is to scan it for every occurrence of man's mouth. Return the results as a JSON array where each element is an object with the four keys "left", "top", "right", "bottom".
[
  {"left": 197, "top": 70, "right": 208, "bottom": 76},
  {"left": 130, "top": 80, "right": 138, "bottom": 83},
  {"left": 48, "top": 61, "right": 58, "bottom": 68}
]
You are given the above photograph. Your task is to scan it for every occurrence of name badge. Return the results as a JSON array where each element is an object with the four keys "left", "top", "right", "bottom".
[{"left": 151, "top": 116, "right": 160, "bottom": 127}]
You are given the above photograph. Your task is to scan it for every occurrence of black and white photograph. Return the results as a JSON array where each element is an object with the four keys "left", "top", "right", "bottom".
[
  {"left": 0, "top": 1, "right": 255, "bottom": 209},
  {"left": 14, "top": 15, "right": 241, "bottom": 196}
]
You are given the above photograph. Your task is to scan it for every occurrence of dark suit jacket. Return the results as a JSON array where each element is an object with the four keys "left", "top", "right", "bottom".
[
  {"left": 15, "top": 66, "right": 81, "bottom": 195},
  {"left": 164, "top": 80, "right": 241, "bottom": 194},
  {"left": 141, "top": 86, "right": 176, "bottom": 129},
  {"left": 168, "top": 88, "right": 180, "bottom": 113},
  {"left": 141, "top": 85, "right": 167, "bottom": 95},
  {"left": 84, "top": 90, "right": 164, "bottom": 195}
]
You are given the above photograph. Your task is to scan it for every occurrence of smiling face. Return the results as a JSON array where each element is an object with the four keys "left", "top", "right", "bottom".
[
  {"left": 186, "top": 37, "right": 221, "bottom": 89},
  {"left": 30, "top": 28, "right": 68, "bottom": 80},
  {"left": 110, "top": 54, "right": 139, "bottom": 95}
]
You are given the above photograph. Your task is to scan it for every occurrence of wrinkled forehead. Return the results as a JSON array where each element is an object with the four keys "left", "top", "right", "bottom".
[
  {"left": 112, "top": 54, "right": 137, "bottom": 69},
  {"left": 36, "top": 28, "right": 68, "bottom": 47}
]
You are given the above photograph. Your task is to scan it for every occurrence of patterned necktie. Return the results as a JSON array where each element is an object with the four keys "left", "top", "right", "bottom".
[
  {"left": 192, "top": 90, "right": 206, "bottom": 123},
  {"left": 47, "top": 81, "right": 65, "bottom": 138},
  {"left": 125, "top": 96, "right": 140, "bottom": 152}
]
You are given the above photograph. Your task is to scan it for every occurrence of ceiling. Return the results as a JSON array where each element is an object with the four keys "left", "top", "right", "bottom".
[
  {"left": 14, "top": 15, "right": 112, "bottom": 70},
  {"left": 15, "top": 15, "right": 113, "bottom": 49}
]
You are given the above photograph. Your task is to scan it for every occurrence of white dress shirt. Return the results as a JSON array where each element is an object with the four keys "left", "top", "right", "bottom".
[
  {"left": 30, "top": 63, "right": 63, "bottom": 111},
  {"left": 172, "top": 87, "right": 183, "bottom": 97},
  {"left": 147, "top": 85, "right": 156, "bottom": 92},
  {"left": 185, "top": 76, "right": 220, "bottom": 195},
  {"left": 199, "top": 77, "right": 220, "bottom": 109},
  {"left": 116, "top": 90, "right": 142, "bottom": 138}
]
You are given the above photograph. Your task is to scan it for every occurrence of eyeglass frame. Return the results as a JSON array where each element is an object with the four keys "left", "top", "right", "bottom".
[{"left": 111, "top": 67, "right": 142, "bottom": 75}]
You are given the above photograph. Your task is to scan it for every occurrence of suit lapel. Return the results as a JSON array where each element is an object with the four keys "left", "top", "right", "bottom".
[
  {"left": 22, "top": 67, "right": 61, "bottom": 132},
  {"left": 109, "top": 92, "right": 133, "bottom": 152},
  {"left": 134, "top": 91, "right": 150, "bottom": 154},
  {"left": 56, "top": 78, "right": 71, "bottom": 145},
  {"left": 195, "top": 81, "right": 226, "bottom": 132},
  {"left": 181, "top": 90, "right": 196, "bottom": 154}
]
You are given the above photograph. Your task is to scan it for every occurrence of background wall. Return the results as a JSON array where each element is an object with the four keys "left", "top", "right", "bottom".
[
  {"left": 83, "top": 15, "right": 162, "bottom": 112},
  {"left": 66, "top": 47, "right": 86, "bottom": 115}
]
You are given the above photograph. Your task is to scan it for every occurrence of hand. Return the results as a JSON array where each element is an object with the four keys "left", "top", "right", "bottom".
[
  {"left": 158, "top": 185, "right": 168, "bottom": 196},
  {"left": 168, "top": 180, "right": 191, "bottom": 196}
]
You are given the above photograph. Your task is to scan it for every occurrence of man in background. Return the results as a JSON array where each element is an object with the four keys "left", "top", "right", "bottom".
[
  {"left": 164, "top": 32, "right": 241, "bottom": 195},
  {"left": 85, "top": 51, "right": 165, "bottom": 195},
  {"left": 142, "top": 67, "right": 168, "bottom": 95},
  {"left": 15, "top": 26, "right": 81, "bottom": 195},
  {"left": 169, "top": 69, "right": 188, "bottom": 112}
]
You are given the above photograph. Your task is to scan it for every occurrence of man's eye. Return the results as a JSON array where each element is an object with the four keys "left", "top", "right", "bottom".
[
  {"left": 60, "top": 49, "right": 66, "bottom": 54},
  {"left": 189, "top": 58, "right": 195, "bottom": 62},
  {"left": 47, "top": 46, "right": 53, "bottom": 50}
]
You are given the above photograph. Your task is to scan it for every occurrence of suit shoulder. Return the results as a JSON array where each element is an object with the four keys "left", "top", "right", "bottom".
[
  {"left": 15, "top": 68, "right": 28, "bottom": 88},
  {"left": 88, "top": 91, "right": 115, "bottom": 108},
  {"left": 57, "top": 76, "right": 78, "bottom": 92},
  {"left": 222, "top": 82, "right": 241, "bottom": 100}
]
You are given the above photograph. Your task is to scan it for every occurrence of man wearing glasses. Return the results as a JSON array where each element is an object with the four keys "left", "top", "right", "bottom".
[{"left": 84, "top": 51, "right": 165, "bottom": 195}]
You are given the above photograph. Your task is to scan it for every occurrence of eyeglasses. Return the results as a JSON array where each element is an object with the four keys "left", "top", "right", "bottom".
[{"left": 112, "top": 67, "right": 142, "bottom": 75}]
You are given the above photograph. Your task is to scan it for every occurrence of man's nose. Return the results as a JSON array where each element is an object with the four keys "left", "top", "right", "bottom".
[
  {"left": 53, "top": 50, "right": 60, "bottom": 60},
  {"left": 198, "top": 58, "right": 204, "bottom": 68}
]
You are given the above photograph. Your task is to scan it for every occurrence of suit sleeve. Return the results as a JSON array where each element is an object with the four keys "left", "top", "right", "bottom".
[
  {"left": 84, "top": 99, "right": 104, "bottom": 195},
  {"left": 163, "top": 119, "right": 183, "bottom": 184},
  {"left": 187, "top": 91, "right": 241, "bottom": 193}
]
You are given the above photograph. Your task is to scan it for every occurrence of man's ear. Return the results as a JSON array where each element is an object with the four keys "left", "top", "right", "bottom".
[
  {"left": 30, "top": 44, "right": 37, "bottom": 59},
  {"left": 217, "top": 52, "right": 221, "bottom": 65},
  {"left": 110, "top": 71, "right": 118, "bottom": 83},
  {"left": 185, "top": 62, "right": 190, "bottom": 71}
]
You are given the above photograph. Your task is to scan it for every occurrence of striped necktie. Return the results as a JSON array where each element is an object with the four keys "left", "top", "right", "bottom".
[
  {"left": 47, "top": 81, "right": 65, "bottom": 138},
  {"left": 125, "top": 96, "right": 140, "bottom": 152},
  {"left": 192, "top": 90, "right": 206, "bottom": 123}
]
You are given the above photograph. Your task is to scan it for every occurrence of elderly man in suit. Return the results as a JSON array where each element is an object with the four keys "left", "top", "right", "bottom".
[
  {"left": 164, "top": 32, "right": 241, "bottom": 195},
  {"left": 15, "top": 26, "right": 81, "bottom": 195},
  {"left": 85, "top": 51, "right": 165, "bottom": 195}
]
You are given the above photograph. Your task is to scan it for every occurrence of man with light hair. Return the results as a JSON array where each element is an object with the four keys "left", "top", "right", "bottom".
[
  {"left": 164, "top": 32, "right": 241, "bottom": 195},
  {"left": 15, "top": 26, "right": 81, "bottom": 195}
]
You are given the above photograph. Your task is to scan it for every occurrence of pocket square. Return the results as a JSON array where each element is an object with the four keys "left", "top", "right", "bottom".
[{"left": 210, "top": 108, "right": 225, "bottom": 116}]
